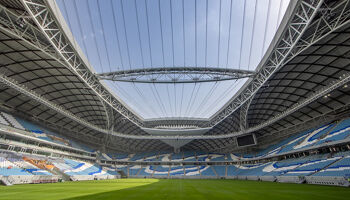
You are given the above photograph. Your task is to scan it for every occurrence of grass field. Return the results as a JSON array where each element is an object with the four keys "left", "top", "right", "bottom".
[{"left": 0, "top": 179, "right": 349, "bottom": 200}]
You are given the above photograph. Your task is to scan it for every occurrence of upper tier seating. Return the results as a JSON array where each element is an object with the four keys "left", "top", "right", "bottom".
[
  {"left": 0, "top": 112, "right": 95, "bottom": 153},
  {"left": 0, "top": 114, "right": 9, "bottom": 126},
  {"left": 1, "top": 112, "right": 24, "bottom": 130},
  {"left": 316, "top": 118, "right": 350, "bottom": 145},
  {"left": 232, "top": 118, "right": 350, "bottom": 160}
]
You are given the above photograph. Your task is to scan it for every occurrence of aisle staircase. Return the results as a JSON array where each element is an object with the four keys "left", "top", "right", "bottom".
[{"left": 211, "top": 166, "right": 218, "bottom": 177}]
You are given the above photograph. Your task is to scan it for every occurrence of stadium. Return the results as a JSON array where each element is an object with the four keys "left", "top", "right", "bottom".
[{"left": 0, "top": 0, "right": 350, "bottom": 199}]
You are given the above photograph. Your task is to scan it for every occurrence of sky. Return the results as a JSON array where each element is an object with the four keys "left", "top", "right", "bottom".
[{"left": 56, "top": 0, "right": 289, "bottom": 119}]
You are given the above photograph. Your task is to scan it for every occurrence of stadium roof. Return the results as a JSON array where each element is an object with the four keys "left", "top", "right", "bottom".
[{"left": 0, "top": 0, "right": 350, "bottom": 152}]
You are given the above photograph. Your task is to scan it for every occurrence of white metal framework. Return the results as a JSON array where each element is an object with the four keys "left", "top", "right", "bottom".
[
  {"left": 97, "top": 67, "right": 255, "bottom": 84},
  {"left": 0, "top": 0, "right": 349, "bottom": 146},
  {"left": 20, "top": 0, "right": 144, "bottom": 127},
  {"left": 208, "top": 0, "right": 326, "bottom": 127}
]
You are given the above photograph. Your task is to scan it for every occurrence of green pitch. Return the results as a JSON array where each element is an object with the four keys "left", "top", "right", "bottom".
[{"left": 0, "top": 179, "right": 349, "bottom": 200}]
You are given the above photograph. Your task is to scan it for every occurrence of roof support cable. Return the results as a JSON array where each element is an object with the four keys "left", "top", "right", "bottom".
[
  {"left": 238, "top": 0, "right": 247, "bottom": 70},
  {"left": 148, "top": 84, "right": 167, "bottom": 117},
  {"left": 71, "top": 0, "right": 91, "bottom": 65},
  {"left": 225, "top": 0, "right": 233, "bottom": 71},
  {"left": 198, "top": 79, "right": 240, "bottom": 116},
  {"left": 261, "top": 0, "right": 271, "bottom": 58},
  {"left": 205, "top": 0, "right": 208, "bottom": 69},
  {"left": 144, "top": 0, "right": 154, "bottom": 79},
  {"left": 247, "top": 0, "right": 258, "bottom": 70},
  {"left": 158, "top": 0, "right": 166, "bottom": 68},
  {"left": 166, "top": 84, "right": 173, "bottom": 117},
  {"left": 196, "top": 81, "right": 223, "bottom": 116},
  {"left": 276, "top": 0, "right": 284, "bottom": 32},
  {"left": 194, "top": 0, "right": 198, "bottom": 67},
  {"left": 61, "top": 0, "right": 92, "bottom": 71},
  {"left": 134, "top": 0, "right": 146, "bottom": 70},
  {"left": 151, "top": 83, "right": 168, "bottom": 117},
  {"left": 193, "top": 81, "right": 218, "bottom": 116},
  {"left": 86, "top": 0, "right": 104, "bottom": 73},
  {"left": 184, "top": 83, "right": 197, "bottom": 116},
  {"left": 169, "top": 0, "right": 175, "bottom": 68},
  {"left": 110, "top": 0, "right": 125, "bottom": 71},
  {"left": 110, "top": 83, "right": 149, "bottom": 116},
  {"left": 217, "top": 0, "right": 222, "bottom": 68},
  {"left": 96, "top": 0, "right": 112, "bottom": 72},
  {"left": 132, "top": 83, "right": 160, "bottom": 117},
  {"left": 158, "top": 0, "right": 172, "bottom": 116},
  {"left": 182, "top": 0, "right": 186, "bottom": 71},
  {"left": 187, "top": 83, "right": 202, "bottom": 117},
  {"left": 120, "top": 0, "right": 132, "bottom": 70},
  {"left": 179, "top": 83, "right": 184, "bottom": 117}
]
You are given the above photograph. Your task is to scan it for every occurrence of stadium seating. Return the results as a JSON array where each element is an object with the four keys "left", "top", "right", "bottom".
[
  {"left": 316, "top": 118, "right": 350, "bottom": 145},
  {"left": 0, "top": 153, "right": 52, "bottom": 176},
  {"left": 262, "top": 158, "right": 308, "bottom": 176},
  {"left": 0, "top": 157, "right": 32, "bottom": 176},
  {"left": 150, "top": 165, "right": 169, "bottom": 177},
  {"left": 313, "top": 156, "right": 350, "bottom": 177},
  {"left": 169, "top": 166, "right": 185, "bottom": 176},
  {"left": 283, "top": 156, "right": 341, "bottom": 176},
  {"left": 234, "top": 163, "right": 271, "bottom": 177},
  {"left": 0, "top": 114, "right": 10, "bottom": 126},
  {"left": 1, "top": 112, "right": 25, "bottom": 130},
  {"left": 210, "top": 154, "right": 226, "bottom": 161},
  {"left": 0, "top": 112, "right": 95, "bottom": 153},
  {"left": 212, "top": 166, "right": 226, "bottom": 177},
  {"left": 232, "top": 119, "right": 350, "bottom": 160},
  {"left": 184, "top": 165, "right": 200, "bottom": 176},
  {"left": 1, "top": 114, "right": 350, "bottom": 186}
]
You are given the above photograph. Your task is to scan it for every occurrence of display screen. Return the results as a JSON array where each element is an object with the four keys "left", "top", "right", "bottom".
[{"left": 237, "top": 134, "right": 256, "bottom": 147}]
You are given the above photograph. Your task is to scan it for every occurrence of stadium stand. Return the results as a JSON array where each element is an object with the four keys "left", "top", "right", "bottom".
[{"left": 82, "top": 116, "right": 350, "bottom": 186}]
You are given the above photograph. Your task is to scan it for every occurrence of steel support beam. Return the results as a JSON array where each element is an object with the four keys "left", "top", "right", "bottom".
[
  {"left": 0, "top": 73, "right": 107, "bottom": 134},
  {"left": 1, "top": 57, "right": 349, "bottom": 141},
  {"left": 20, "top": 0, "right": 144, "bottom": 127},
  {"left": 113, "top": 71, "right": 350, "bottom": 139},
  {"left": 207, "top": 0, "right": 348, "bottom": 128},
  {"left": 0, "top": 0, "right": 349, "bottom": 141},
  {"left": 97, "top": 67, "right": 255, "bottom": 84}
]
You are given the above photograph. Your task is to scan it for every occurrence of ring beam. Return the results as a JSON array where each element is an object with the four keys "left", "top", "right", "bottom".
[{"left": 96, "top": 67, "right": 256, "bottom": 83}]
